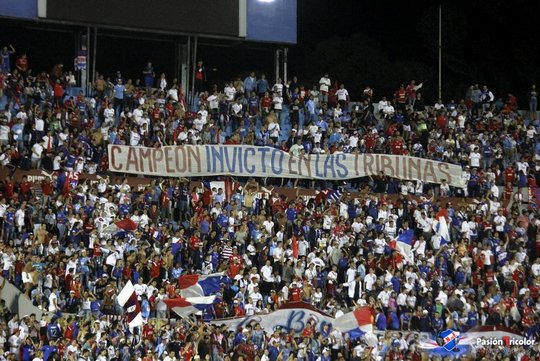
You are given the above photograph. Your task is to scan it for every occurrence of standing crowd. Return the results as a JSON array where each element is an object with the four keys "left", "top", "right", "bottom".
[{"left": 0, "top": 44, "right": 539, "bottom": 361}]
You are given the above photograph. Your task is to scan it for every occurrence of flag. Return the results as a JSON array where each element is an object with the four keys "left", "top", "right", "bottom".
[
  {"left": 171, "top": 238, "right": 182, "bottom": 256},
  {"left": 103, "top": 218, "right": 138, "bottom": 237},
  {"left": 327, "top": 189, "right": 342, "bottom": 203},
  {"left": 437, "top": 216, "right": 451, "bottom": 246},
  {"left": 291, "top": 236, "right": 298, "bottom": 259},
  {"left": 396, "top": 229, "right": 414, "bottom": 263},
  {"left": 164, "top": 296, "right": 216, "bottom": 318},
  {"left": 117, "top": 281, "right": 143, "bottom": 328},
  {"left": 333, "top": 307, "right": 373, "bottom": 338},
  {"left": 178, "top": 272, "right": 225, "bottom": 298},
  {"left": 418, "top": 339, "right": 470, "bottom": 358},
  {"left": 202, "top": 180, "right": 212, "bottom": 189}
]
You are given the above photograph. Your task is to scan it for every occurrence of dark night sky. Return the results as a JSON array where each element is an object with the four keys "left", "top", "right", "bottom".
[{"left": 0, "top": 0, "right": 538, "bottom": 101}]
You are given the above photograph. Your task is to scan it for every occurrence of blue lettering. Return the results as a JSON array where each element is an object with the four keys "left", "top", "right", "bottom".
[
  {"left": 244, "top": 148, "right": 255, "bottom": 174},
  {"left": 224, "top": 147, "right": 237, "bottom": 173},
  {"left": 210, "top": 147, "right": 225, "bottom": 173},
  {"left": 271, "top": 149, "right": 284, "bottom": 175},
  {"left": 324, "top": 155, "right": 336, "bottom": 178},
  {"left": 238, "top": 147, "right": 243, "bottom": 173},
  {"left": 319, "top": 320, "right": 329, "bottom": 333},
  {"left": 258, "top": 148, "right": 270, "bottom": 173},
  {"left": 314, "top": 153, "right": 324, "bottom": 178},
  {"left": 335, "top": 153, "right": 348, "bottom": 178},
  {"left": 205, "top": 146, "right": 211, "bottom": 172},
  {"left": 275, "top": 310, "right": 306, "bottom": 333}
]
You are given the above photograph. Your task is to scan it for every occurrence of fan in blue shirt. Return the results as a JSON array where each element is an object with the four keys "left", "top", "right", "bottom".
[
  {"left": 42, "top": 344, "right": 58, "bottom": 361},
  {"left": 286, "top": 206, "right": 297, "bottom": 221}
]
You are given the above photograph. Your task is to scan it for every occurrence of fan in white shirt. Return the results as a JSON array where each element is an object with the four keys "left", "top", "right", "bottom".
[
  {"left": 272, "top": 95, "right": 283, "bottom": 111},
  {"left": 35, "top": 116, "right": 45, "bottom": 133},
  {"left": 364, "top": 270, "right": 377, "bottom": 291},
  {"left": 335, "top": 86, "right": 349, "bottom": 101},
  {"left": 224, "top": 84, "right": 236, "bottom": 101},
  {"left": 133, "top": 280, "right": 148, "bottom": 300},
  {"left": 207, "top": 93, "right": 219, "bottom": 111},
  {"left": 103, "top": 105, "right": 115, "bottom": 125},
  {"left": 469, "top": 149, "right": 481, "bottom": 168},
  {"left": 273, "top": 79, "right": 283, "bottom": 96},
  {"left": 319, "top": 75, "right": 331, "bottom": 93},
  {"left": 493, "top": 212, "right": 506, "bottom": 232}
]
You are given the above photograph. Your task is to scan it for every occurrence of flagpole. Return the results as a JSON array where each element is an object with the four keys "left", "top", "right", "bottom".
[{"left": 438, "top": 3, "right": 442, "bottom": 101}]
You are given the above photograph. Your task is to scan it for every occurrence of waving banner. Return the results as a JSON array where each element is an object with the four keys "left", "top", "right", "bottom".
[
  {"left": 211, "top": 303, "right": 374, "bottom": 336},
  {"left": 210, "top": 303, "right": 335, "bottom": 333},
  {"left": 108, "top": 144, "right": 465, "bottom": 187}
]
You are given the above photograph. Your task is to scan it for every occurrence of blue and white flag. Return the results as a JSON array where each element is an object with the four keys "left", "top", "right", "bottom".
[
  {"left": 396, "top": 229, "right": 414, "bottom": 263},
  {"left": 436, "top": 216, "right": 451, "bottom": 246}
]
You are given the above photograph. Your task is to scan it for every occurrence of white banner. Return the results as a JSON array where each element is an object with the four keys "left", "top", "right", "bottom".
[
  {"left": 210, "top": 303, "right": 335, "bottom": 333},
  {"left": 108, "top": 144, "right": 465, "bottom": 187}
]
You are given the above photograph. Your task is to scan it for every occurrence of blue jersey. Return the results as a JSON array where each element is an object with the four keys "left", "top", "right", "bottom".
[
  {"left": 467, "top": 312, "right": 478, "bottom": 328},
  {"left": 21, "top": 344, "right": 34, "bottom": 361},
  {"left": 42, "top": 345, "right": 58, "bottom": 361},
  {"left": 376, "top": 312, "right": 387, "bottom": 330},
  {"left": 4, "top": 211, "right": 14, "bottom": 225},
  {"left": 47, "top": 322, "right": 61, "bottom": 340}
]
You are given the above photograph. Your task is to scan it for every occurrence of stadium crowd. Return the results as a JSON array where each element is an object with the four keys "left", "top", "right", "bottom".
[{"left": 0, "top": 46, "right": 539, "bottom": 361}]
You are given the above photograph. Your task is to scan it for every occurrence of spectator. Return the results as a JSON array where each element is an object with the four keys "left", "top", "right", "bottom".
[{"left": 0, "top": 51, "right": 537, "bottom": 361}]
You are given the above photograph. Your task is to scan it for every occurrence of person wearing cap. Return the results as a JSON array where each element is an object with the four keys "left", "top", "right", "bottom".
[{"left": 65, "top": 290, "right": 80, "bottom": 313}]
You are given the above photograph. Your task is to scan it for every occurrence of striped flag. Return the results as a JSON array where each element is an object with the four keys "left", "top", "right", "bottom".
[
  {"left": 102, "top": 219, "right": 138, "bottom": 238},
  {"left": 117, "top": 281, "right": 143, "bottom": 328},
  {"left": 395, "top": 229, "right": 414, "bottom": 264},
  {"left": 164, "top": 296, "right": 216, "bottom": 318},
  {"left": 437, "top": 216, "right": 451, "bottom": 246},
  {"left": 178, "top": 272, "right": 226, "bottom": 298},
  {"left": 333, "top": 307, "right": 373, "bottom": 339},
  {"left": 327, "top": 189, "right": 342, "bottom": 203}
]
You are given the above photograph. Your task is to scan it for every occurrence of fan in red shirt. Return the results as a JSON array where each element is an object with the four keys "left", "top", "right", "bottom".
[
  {"left": 363, "top": 131, "right": 378, "bottom": 152},
  {"left": 142, "top": 322, "right": 155, "bottom": 342},
  {"left": 150, "top": 256, "right": 162, "bottom": 280},
  {"left": 504, "top": 165, "right": 516, "bottom": 185},
  {"left": 300, "top": 320, "right": 315, "bottom": 338},
  {"left": 180, "top": 341, "right": 195, "bottom": 361},
  {"left": 233, "top": 300, "right": 245, "bottom": 316},
  {"left": 270, "top": 194, "right": 286, "bottom": 214},
  {"left": 504, "top": 183, "right": 514, "bottom": 201},
  {"left": 521, "top": 305, "right": 536, "bottom": 330},
  {"left": 165, "top": 281, "right": 177, "bottom": 298},
  {"left": 4, "top": 177, "right": 14, "bottom": 200},
  {"left": 235, "top": 340, "right": 256, "bottom": 361},
  {"left": 189, "top": 231, "right": 202, "bottom": 250},
  {"left": 388, "top": 346, "right": 404, "bottom": 361},
  {"left": 164, "top": 101, "right": 174, "bottom": 116},
  {"left": 160, "top": 190, "right": 170, "bottom": 210},
  {"left": 229, "top": 248, "right": 243, "bottom": 278},
  {"left": 389, "top": 135, "right": 404, "bottom": 155},
  {"left": 19, "top": 176, "right": 32, "bottom": 201},
  {"left": 394, "top": 85, "right": 407, "bottom": 107},
  {"left": 436, "top": 114, "right": 447, "bottom": 129},
  {"left": 484, "top": 268, "right": 496, "bottom": 286},
  {"left": 202, "top": 187, "right": 213, "bottom": 208},
  {"left": 92, "top": 241, "right": 103, "bottom": 259},
  {"left": 386, "top": 122, "right": 398, "bottom": 137},
  {"left": 289, "top": 280, "right": 302, "bottom": 302}
]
